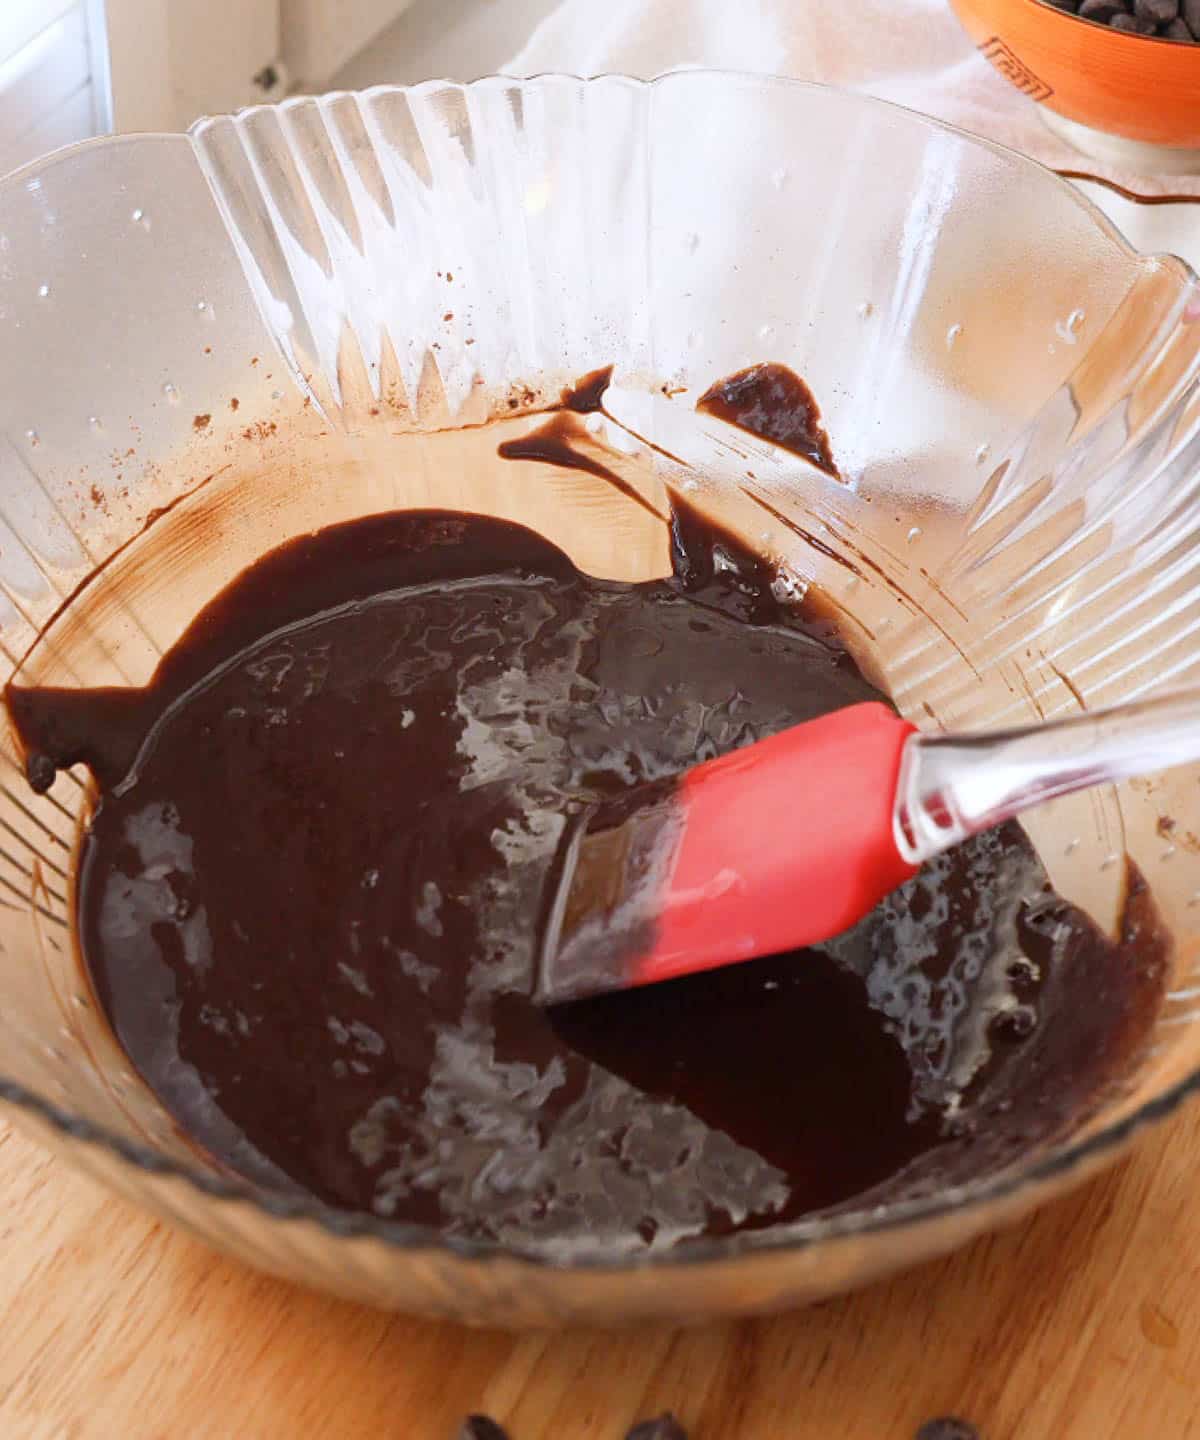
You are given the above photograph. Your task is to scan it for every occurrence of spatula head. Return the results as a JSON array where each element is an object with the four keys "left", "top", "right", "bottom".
[{"left": 535, "top": 703, "right": 918, "bottom": 1005}]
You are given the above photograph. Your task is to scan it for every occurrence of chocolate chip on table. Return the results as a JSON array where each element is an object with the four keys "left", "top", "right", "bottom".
[
  {"left": 24, "top": 751, "right": 56, "bottom": 794},
  {"left": 458, "top": 1418, "right": 511, "bottom": 1440},
  {"left": 626, "top": 1416, "right": 689, "bottom": 1440},
  {"left": 916, "top": 1420, "right": 982, "bottom": 1440}
]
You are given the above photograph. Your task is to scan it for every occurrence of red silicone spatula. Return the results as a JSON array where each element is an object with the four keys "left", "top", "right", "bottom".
[{"left": 536, "top": 689, "right": 1200, "bottom": 1005}]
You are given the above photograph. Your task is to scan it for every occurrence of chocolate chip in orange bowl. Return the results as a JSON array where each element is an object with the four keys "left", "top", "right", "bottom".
[{"left": 950, "top": 0, "right": 1200, "bottom": 169}]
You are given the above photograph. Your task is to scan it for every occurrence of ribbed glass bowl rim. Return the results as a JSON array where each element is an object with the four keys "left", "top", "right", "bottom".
[{"left": 1, "top": 70, "right": 1196, "bottom": 1273}]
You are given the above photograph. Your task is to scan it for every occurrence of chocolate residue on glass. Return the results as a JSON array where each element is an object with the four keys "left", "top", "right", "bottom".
[
  {"left": 558, "top": 365, "right": 614, "bottom": 414},
  {"left": 697, "top": 362, "right": 840, "bottom": 477},
  {"left": 497, "top": 365, "right": 668, "bottom": 522},
  {"left": 498, "top": 415, "right": 667, "bottom": 523},
  {"left": 7, "top": 506, "right": 1167, "bottom": 1255}
]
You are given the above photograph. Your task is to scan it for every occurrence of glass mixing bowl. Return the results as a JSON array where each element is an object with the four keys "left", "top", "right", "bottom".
[{"left": 1, "top": 73, "right": 1200, "bottom": 1325}]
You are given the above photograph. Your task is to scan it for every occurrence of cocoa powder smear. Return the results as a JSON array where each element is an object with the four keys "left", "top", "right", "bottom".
[{"left": 5, "top": 368, "right": 1168, "bottom": 1256}]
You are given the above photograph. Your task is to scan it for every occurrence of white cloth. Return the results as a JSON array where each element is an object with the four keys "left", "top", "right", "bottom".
[{"left": 504, "top": 0, "right": 1200, "bottom": 196}]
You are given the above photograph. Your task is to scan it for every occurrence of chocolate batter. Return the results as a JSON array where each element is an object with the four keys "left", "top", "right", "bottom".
[{"left": 7, "top": 505, "right": 1168, "bottom": 1254}]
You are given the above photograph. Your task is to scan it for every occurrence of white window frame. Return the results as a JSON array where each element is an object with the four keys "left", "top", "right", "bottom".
[
  {"left": 86, "top": 0, "right": 114, "bottom": 132},
  {"left": 0, "top": 0, "right": 110, "bottom": 177}
]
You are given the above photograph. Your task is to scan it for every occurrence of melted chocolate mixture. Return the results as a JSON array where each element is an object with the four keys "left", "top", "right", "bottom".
[{"left": 7, "top": 507, "right": 1167, "bottom": 1255}]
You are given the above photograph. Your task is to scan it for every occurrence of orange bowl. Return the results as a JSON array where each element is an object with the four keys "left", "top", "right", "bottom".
[{"left": 950, "top": 0, "right": 1200, "bottom": 159}]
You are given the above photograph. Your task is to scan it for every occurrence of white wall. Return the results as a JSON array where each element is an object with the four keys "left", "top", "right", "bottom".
[
  {"left": 105, "top": 0, "right": 284, "bottom": 133},
  {"left": 330, "top": 0, "right": 557, "bottom": 90},
  {"left": 282, "top": 0, "right": 415, "bottom": 88}
]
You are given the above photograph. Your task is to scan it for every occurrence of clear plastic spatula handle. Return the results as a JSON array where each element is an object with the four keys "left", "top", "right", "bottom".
[{"left": 894, "top": 686, "right": 1200, "bottom": 866}]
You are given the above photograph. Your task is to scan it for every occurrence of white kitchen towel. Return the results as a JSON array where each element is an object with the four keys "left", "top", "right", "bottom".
[{"left": 503, "top": 0, "right": 1200, "bottom": 196}]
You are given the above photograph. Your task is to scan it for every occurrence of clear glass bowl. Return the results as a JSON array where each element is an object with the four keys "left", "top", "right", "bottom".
[{"left": 2, "top": 73, "right": 1200, "bottom": 1325}]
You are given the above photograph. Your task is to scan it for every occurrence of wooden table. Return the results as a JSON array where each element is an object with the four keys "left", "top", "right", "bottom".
[{"left": 2, "top": 1097, "right": 1199, "bottom": 1440}]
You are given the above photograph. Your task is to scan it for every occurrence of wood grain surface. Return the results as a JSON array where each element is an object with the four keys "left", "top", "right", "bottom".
[{"left": 2, "top": 1097, "right": 1198, "bottom": 1440}]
